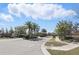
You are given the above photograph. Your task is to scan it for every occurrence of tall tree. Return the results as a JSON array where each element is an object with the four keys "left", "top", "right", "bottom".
[
  {"left": 25, "top": 21, "right": 40, "bottom": 38},
  {"left": 1, "top": 28, "right": 4, "bottom": 37},
  {"left": 9, "top": 27, "right": 14, "bottom": 34},
  {"left": 5, "top": 28, "right": 9, "bottom": 37},
  {"left": 32, "top": 23, "right": 40, "bottom": 34},
  {"left": 41, "top": 28, "right": 47, "bottom": 33},
  {"left": 41, "top": 28, "right": 47, "bottom": 37},
  {"left": 25, "top": 21, "right": 32, "bottom": 35},
  {"left": 9, "top": 27, "right": 14, "bottom": 37},
  {"left": 15, "top": 26, "right": 26, "bottom": 37},
  {"left": 55, "top": 20, "right": 73, "bottom": 40}
]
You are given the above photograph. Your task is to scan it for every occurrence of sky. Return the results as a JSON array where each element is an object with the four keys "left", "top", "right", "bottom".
[{"left": 0, "top": 3, "right": 79, "bottom": 32}]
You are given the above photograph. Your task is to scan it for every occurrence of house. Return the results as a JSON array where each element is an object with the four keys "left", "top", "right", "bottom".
[
  {"left": 68, "top": 23, "right": 79, "bottom": 41},
  {"left": 72, "top": 23, "right": 79, "bottom": 35}
]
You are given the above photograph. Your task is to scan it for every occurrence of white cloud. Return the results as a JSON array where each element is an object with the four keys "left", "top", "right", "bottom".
[
  {"left": 8, "top": 3, "right": 77, "bottom": 20},
  {"left": 0, "top": 13, "right": 13, "bottom": 22},
  {"left": 8, "top": 4, "right": 21, "bottom": 17}
]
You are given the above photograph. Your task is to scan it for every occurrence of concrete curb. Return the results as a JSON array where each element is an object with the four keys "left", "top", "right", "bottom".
[{"left": 41, "top": 37, "right": 52, "bottom": 55}]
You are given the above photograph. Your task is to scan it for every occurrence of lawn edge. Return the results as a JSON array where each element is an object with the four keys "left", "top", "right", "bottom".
[{"left": 41, "top": 37, "right": 52, "bottom": 55}]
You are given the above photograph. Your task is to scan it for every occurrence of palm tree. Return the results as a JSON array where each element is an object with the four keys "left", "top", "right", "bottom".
[
  {"left": 55, "top": 20, "right": 73, "bottom": 40},
  {"left": 25, "top": 21, "right": 40, "bottom": 38},
  {"left": 32, "top": 23, "right": 40, "bottom": 34},
  {"left": 25, "top": 21, "right": 33, "bottom": 38}
]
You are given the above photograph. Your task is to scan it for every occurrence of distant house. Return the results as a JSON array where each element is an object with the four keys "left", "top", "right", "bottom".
[
  {"left": 72, "top": 23, "right": 79, "bottom": 37},
  {"left": 72, "top": 32, "right": 79, "bottom": 37},
  {"left": 68, "top": 23, "right": 79, "bottom": 41}
]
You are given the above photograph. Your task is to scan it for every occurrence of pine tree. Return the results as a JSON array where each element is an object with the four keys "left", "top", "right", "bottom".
[
  {"left": 1, "top": 28, "right": 4, "bottom": 37},
  {"left": 5, "top": 28, "right": 9, "bottom": 37}
]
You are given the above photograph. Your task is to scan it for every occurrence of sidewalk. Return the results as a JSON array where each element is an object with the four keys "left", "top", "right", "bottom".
[{"left": 46, "top": 43, "right": 79, "bottom": 51}]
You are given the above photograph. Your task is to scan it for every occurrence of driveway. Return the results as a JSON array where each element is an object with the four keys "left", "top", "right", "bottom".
[{"left": 0, "top": 37, "right": 49, "bottom": 55}]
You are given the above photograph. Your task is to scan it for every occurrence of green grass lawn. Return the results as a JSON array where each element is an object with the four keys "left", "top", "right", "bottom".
[
  {"left": 47, "top": 47, "right": 79, "bottom": 55},
  {"left": 45, "top": 42, "right": 67, "bottom": 46},
  {"left": 45, "top": 38, "right": 67, "bottom": 46}
]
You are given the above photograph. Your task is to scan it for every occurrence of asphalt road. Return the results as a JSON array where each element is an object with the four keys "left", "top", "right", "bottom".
[{"left": 0, "top": 37, "right": 48, "bottom": 55}]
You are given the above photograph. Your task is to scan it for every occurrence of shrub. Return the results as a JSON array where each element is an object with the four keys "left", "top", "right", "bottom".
[
  {"left": 65, "top": 37, "right": 73, "bottom": 40},
  {"left": 37, "top": 32, "right": 47, "bottom": 37}
]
